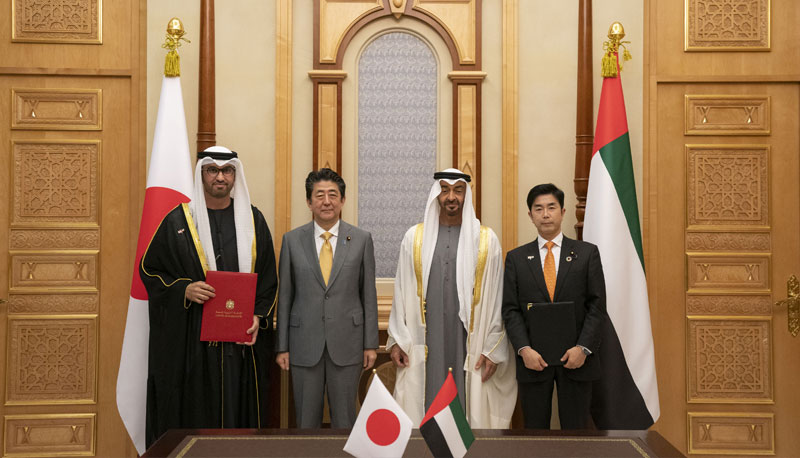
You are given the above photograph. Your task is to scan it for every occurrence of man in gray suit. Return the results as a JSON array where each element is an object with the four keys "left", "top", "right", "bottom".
[{"left": 275, "top": 168, "right": 378, "bottom": 429}]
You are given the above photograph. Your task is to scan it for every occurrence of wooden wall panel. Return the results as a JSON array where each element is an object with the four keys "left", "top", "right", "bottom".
[
  {"left": 12, "top": 88, "right": 102, "bottom": 130},
  {"left": 4, "top": 414, "right": 96, "bottom": 457},
  {"left": 688, "top": 412, "right": 774, "bottom": 455}
]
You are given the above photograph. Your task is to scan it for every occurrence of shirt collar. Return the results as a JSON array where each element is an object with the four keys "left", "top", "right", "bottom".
[
  {"left": 314, "top": 219, "right": 340, "bottom": 238},
  {"left": 538, "top": 232, "right": 563, "bottom": 250}
]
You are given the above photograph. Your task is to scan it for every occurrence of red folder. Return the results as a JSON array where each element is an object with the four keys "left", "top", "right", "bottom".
[{"left": 200, "top": 271, "right": 257, "bottom": 342}]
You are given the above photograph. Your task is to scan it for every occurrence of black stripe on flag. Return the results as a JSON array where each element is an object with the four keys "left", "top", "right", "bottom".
[
  {"left": 591, "top": 317, "right": 654, "bottom": 429},
  {"left": 420, "top": 420, "right": 453, "bottom": 458}
]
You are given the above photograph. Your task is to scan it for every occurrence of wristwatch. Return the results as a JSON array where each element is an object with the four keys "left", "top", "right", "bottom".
[{"left": 579, "top": 345, "right": 591, "bottom": 356}]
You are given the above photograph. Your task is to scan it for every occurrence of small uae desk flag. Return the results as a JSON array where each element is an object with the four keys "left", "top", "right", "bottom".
[
  {"left": 419, "top": 370, "right": 474, "bottom": 458},
  {"left": 344, "top": 372, "right": 412, "bottom": 458}
]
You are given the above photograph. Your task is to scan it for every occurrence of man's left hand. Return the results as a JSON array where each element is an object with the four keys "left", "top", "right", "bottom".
[
  {"left": 475, "top": 355, "right": 497, "bottom": 382},
  {"left": 363, "top": 349, "right": 377, "bottom": 369},
  {"left": 560, "top": 346, "right": 586, "bottom": 369},
  {"left": 237, "top": 316, "right": 260, "bottom": 346}
]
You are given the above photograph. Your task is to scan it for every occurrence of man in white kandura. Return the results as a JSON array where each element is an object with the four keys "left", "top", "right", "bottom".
[{"left": 386, "top": 168, "right": 517, "bottom": 428}]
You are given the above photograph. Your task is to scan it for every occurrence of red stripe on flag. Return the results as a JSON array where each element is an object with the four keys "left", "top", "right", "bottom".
[
  {"left": 592, "top": 54, "right": 629, "bottom": 156},
  {"left": 420, "top": 372, "right": 459, "bottom": 426},
  {"left": 130, "top": 186, "right": 190, "bottom": 300}
]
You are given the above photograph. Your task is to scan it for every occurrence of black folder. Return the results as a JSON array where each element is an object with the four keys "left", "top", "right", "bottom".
[{"left": 526, "top": 302, "right": 577, "bottom": 366}]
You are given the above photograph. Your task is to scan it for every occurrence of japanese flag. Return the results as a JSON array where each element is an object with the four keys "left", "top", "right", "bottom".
[{"left": 344, "top": 374, "right": 413, "bottom": 458}]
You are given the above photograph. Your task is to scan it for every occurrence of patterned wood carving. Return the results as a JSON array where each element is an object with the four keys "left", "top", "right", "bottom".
[
  {"left": 12, "top": 141, "right": 100, "bottom": 226},
  {"left": 414, "top": 0, "right": 476, "bottom": 64},
  {"left": 457, "top": 84, "right": 477, "bottom": 205},
  {"left": 4, "top": 414, "right": 96, "bottom": 456},
  {"left": 12, "top": 89, "right": 102, "bottom": 131},
  {"left": 688, "top": 318, "right": 772, "bottom": 403},
  {"left": 685, "top": 95, "right": 769, "bottom": 135},
  {"left": 686, "top": 232, "right": 770, "bottom": 251},
  {"left": 687, "top": 255, "right": 770, "bottom": 292},
  {"left": 686, "top": 145, "right": 768, "bottom": 228},
  {"left": 10, "top": 229, "right": 100, "bottom": 250},
  {"left": 685, "top": 0, "right": 770, "bottom": 51},
  {"left": 8, "top": 294, "right": 99, "bottom": 314},
  {"left": 12, "top": 0, "right": 102, "bottom": 44},
  {"left": 10, "top": 252, "right": 98, "bottom": 292},
  {"left": 687, "top": 294, "right": 772, "bottom": 315},
  {"left": 317, "top": 83, "right": 339, "bottom": 171},
  {"left": 688, "top": 413, "right": 774, "bottom": 455},
  {"left": 319, "top": 0, "right": 383, "bottom": 64},
  {"left": 6, "top": 316, "right": 97, "bottom": 405}
]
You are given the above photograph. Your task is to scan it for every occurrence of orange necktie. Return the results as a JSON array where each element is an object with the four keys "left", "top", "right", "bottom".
[
  {"left": 320, "top": 232, "right": 333, "bottom": 285},
  {"left": 544, "top": 241, "right": 556, "bottom": 301}
]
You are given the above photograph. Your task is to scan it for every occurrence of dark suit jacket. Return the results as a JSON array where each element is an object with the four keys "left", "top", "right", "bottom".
[
  {"left": 502, "top": 236, "right": 607, "bottom": 383},
  {"left": 275, "top": 220, "right": 378, "bottom": 367}
]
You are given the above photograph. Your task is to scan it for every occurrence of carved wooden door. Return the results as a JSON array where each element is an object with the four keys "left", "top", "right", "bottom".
[
  {"left": 651, "top": 82, "right": 800, "bottom": 456},
  {"left": 0, "top": 0, "right": 143, "bottom": 456}
]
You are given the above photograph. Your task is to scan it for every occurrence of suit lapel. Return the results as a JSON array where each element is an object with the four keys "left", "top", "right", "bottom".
[
  {"left": 326, "top": 220, "right": 351, "bottom": 289},
  {"left": 301, "top": 222, "right": 326, "bottom": 288},
  {"left": 553, "top": 236, "right": 574, "bottom": 300},
  {"left": 524, "top": 238, "right": 551, "bottom": 301}
]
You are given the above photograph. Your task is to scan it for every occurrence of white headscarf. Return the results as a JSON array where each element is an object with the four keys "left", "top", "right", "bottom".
[
  {"left": 189, "top": 146, "right": 255, "bottom": 273},
  {"left": 420, "top": 168, "right": 481, "bottom": 331}
]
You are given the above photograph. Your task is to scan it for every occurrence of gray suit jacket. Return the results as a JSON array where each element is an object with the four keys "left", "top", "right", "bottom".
[{"left": 275, "top": 220, "right": 379, "bottom": 367}]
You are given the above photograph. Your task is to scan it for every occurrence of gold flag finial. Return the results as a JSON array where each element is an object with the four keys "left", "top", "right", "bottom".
[
  {"left": 163, "top": 17, "right": 191, "bottom": 77},
  {"left": 601, "top": 21, "right": 632, "bottom": 78}
]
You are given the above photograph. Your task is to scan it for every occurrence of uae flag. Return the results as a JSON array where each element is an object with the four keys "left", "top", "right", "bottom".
[
  {"left": 116, "top": 75, "right": 193, "bottom": 454},
  {"left": 344, "top": 375, "right": 412, "bottom": 458},
  {"left": 419, "top": 372, "right": 474, "bottom": 458},
  {"left": 584, "top": 53, "right": 660, "bottom": 429}
]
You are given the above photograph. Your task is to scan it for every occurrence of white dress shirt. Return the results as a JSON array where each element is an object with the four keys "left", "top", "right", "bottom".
[
  {"left": 538, "top": 232, "right": 564, "bottom": 273},
  {"left": 313, "top": 220, "right": 340, "bottom": 257}
]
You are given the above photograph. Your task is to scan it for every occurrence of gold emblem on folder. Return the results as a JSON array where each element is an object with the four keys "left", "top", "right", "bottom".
[{"left": 225, "top": 299, "right": 235, "bottom": 310}]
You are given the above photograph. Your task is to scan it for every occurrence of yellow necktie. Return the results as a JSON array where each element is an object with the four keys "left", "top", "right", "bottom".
[
  {"left": 320, "top": 231, "right": 333, "bottom": 285},
  {"left": 544, "top": 241, "right": 556, "bottom": 301}
]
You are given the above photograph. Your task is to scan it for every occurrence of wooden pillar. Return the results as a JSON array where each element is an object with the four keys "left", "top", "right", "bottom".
[
  {"left": 449, "top": 71, "right": 487, "bottom": 218},
  {"left": 574, "top": 0, "right": 593, "bottom": 239},
  {"left": 197, "top": 0, "right": 216, "bottom": 153},
  {"left": 308, "top": 70, "right": 347, "bottom": 173}
]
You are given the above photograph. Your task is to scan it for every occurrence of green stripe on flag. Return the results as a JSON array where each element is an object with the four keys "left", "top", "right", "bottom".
[
  {"left": 448, "top": 398, "right": 474, "bottom": 448},
  {"left": 597, "top": 132, "right": 645, "bottom": 270}
]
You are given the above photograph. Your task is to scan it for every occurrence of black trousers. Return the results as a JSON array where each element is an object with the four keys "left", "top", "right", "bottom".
[{"left": 519, "top": 366, "right": 593, "bottom": 429}]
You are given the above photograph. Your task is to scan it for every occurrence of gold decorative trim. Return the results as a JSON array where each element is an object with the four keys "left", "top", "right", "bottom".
[
  {"left": 501, "top": 0, "right": 518, "bottom": 254},
  {"left": 3, "top": 413, "right": 96, "bottom": 457},
  {"left": 5, "top": 315, "right": 99, "bottom": 406},
  {"left": 447, "top": 71, "right": 487, "bottom": 81},
  {"left": 308, "top": 70, "right": 348, "bottom": 80},
  {"left": 275, "top": 0, "right": 293, "bottom": 253},
  {"left": 687, "top": 412, "right": 775, "bottom": 455},
  {"left": 685, "top": 95, "right": 770, "bottom": 136},
  {"left": 685, "top": 0, "right": 771, "bottom": 51},
  {"left": 11, "top": 0, "right": 103, "bottom": 44},
  {"left": 12, "top": 88, "right": 102, "bottom": 131}
]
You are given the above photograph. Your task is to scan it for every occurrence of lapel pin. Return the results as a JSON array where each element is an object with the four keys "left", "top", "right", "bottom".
[
  {"left": 527, "top": 303, "right": 533, "bottom": 310},
  {"left": 177, "top": 228, "right": 185, "bottom": 235},
  {"left": 527, "top": 255, "right": 535, "bottom": 260},
  {"left": 566, "top": 250, "right": 576, "bottom": 262},
  {"left": 347, "top": 236, "right": 351, "bottom": 241},
  {"left": 566, "top": 256, "right": 573, "bottom": 262}
]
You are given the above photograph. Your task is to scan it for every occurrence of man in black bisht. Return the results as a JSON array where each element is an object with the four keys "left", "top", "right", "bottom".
[{"left": 139, "top": 146, "right": 277, "bottom": 447}]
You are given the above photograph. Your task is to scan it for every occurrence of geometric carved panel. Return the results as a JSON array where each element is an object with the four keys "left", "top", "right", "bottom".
[
  {"left": 685, "top": 0, "right": 770, "bottom": 51},
  {"left": 4, "top": 414, "right": 96, "bottom": 456},
  {"left": 687, "top": 254, "right": 770, "bottom": 293},
  {"left": 6, "top": 316, "right": 97, "bottom": 405},
  {"left": 688, "top": 412, "right": 774, "bottom": 455},
  {"left": 11, "top": 0, "right": 102, "bottom": 44},
  {"left": 10, "top": 251, "right": 98, "bottom": 292},
  {"left": 687, "top": 294, "right": 773, "bottom": 315},
  {"left": 686, "top": 231, "right": 770, "bottom": 251},
  {"left": 687, "top": 145, "right": 768, "bottom": 228},
  {"left": 12, "top": 89, "right": 102, "bottom": 131},
  {"left": 10, "top": 229, "right": 100, "bottom": 250},
  {"left": 8, "top": 293, "right": 99, "bottom": 314},
  {"left": 12, "top": 141, "right": 100, "bottom": 226},
  {"left": 688, "top": 318, "right": 772, "bottom": 403},
  {"left": 685, "top": 95, "right": 770, "bottom": 135}
]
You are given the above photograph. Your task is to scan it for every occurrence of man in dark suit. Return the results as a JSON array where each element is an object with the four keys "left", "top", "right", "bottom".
[
  {"left": 275, "top": 168, "right": 378, "bottom": 428},
  {"left": 502, "top": 183, "right": 607, "bottom": 429}
]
